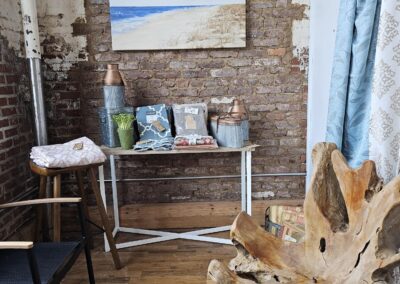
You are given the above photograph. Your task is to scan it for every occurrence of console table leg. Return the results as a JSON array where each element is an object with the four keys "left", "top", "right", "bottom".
[
  {"left": 241, "top": 151, "right": 246, "bottom": 212},
  {"left": 246, "top": 151, "right": 252, "bottom": 215},
  {"left": 98, "top": 165, "right": 110, "bottom": 252},
  {"left": 110, "top": 155, "right": 120, "bottom": 229}
]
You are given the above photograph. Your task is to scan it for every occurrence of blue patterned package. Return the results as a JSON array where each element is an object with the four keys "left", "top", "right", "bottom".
[{"left": 135, "top": 104, "right": 172, "bottom": 141}]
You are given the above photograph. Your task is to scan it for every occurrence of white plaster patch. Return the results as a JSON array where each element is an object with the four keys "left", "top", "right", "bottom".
[
  {"left": 0, "top": 0, "right": 24, "bottom": 55},
  {"left": 37, "top": 0, "right": 88, "bottom": 74},
  {"left": 292, "top": 0, "right": 310, "bottom": 72},
  {"left": 211, "top": 97, "right": 235, "bottom": 104},
  {"left": 252, "top": 191, "right": 275, "bottom": 198},
  {"left": 292, "top": 0, "right": 309, "bottom": 5}
]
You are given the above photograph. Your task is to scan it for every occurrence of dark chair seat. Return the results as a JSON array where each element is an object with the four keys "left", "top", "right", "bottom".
[{"left": 0, "top": 242, "right": 79, "bottom": 284}]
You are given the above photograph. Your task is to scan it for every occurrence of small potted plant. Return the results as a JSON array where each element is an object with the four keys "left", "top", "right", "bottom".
[{"left": 112, "top": 113, "right": 135, "bottom": 150}]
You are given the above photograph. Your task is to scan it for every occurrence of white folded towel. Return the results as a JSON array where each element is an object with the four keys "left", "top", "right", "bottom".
[{"left": 30, "top": 137, "right": 106, "bottom": 168}]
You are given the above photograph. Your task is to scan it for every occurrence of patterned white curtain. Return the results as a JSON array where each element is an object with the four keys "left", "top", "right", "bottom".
[{"left": 369, "top": 0, "right": 400, "bottom": 183}]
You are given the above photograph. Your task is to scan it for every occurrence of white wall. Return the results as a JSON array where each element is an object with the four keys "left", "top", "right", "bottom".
[
  {"left": 306, "top": 0, "right": 340, "bottom": 189},
  {"left": 0, "top": 0, "right": 24, "bottom": 55}
]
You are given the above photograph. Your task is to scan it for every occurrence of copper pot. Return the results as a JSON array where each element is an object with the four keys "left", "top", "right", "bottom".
[
  {"left": 104, "top": 64, "right": 124, "bottom": 86},
  {"left": 229, "top": 99, "right": 248, "bottom": 119}
]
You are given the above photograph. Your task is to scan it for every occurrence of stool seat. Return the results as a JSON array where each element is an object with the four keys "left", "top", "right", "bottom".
[
  {"left": 30, "top": 161, "right": 104, "bottom": 176},
  {"left": 30, "top": 160, "right": 121, "bottom": 269}
]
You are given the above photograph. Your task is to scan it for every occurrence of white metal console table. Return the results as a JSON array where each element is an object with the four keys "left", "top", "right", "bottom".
[{"left": 98, "top": 144, "right": 257, "bottom": 251}]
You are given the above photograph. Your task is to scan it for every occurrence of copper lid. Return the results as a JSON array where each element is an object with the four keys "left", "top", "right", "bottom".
[
  {"left": 210, "top": 114, "right": 219, "bottom": 121},
  {"left": 104, "top": 64, "right": 124, "bottom": 86},
  {"left": 229, "top": 99, "right": 248, "bottom": 119}
]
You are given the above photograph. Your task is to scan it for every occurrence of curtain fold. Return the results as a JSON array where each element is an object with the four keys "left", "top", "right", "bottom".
[
  {"left": 326, "top": 0, "right": 381, "bottom": 168},
  {"left": 369, "top": 0, "right": 400, "bottom": 183}
]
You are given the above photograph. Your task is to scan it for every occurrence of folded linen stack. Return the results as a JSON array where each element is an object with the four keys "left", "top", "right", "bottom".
[
  {"left": 173, "top": 135, "right": 218, "bottom": 150},
  {"left": 30, "top": 137, "right": 106, "bottom": 168},
  {"left": 134, "top": 137, "right": 174, "bottom": 152}
]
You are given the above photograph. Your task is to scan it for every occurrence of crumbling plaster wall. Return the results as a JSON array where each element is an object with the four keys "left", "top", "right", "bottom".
[
  {"left": 0, "top": 0, "right": 24, "bottom": 55},
  {"left": 36, "top": 0, "right": 88, "bottom": 142}
]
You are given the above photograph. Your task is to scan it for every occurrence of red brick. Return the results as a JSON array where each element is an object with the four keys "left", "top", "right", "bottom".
[
  {"left": 0, "top": 119, "right": 9, "bottom": 127},
  {"left": 5, "top": 75, "right": 17, "bottom": 84},
  {"left": 0, "top": 86, "right": 13, "bottom": 95},
  {"left": 4, "top": 128, "right": 17, "bottom": 138},
  {"left": 7, "top": 97, "right": 17, "bottom": 105},
  {"left": 1, "top": 107, "right": 16, "bottom": 116},
  {"left": 0, "top": 139, "right": 12, "bottom": 150},
  {"left": 0, "top": 64, "right": 10, "bottom": 73}
]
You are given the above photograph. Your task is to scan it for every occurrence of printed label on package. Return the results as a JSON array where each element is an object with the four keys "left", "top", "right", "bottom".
[
  {"left": 184, "top": 107, "right": 199, "bottom": 115},
  {"left": 146, "top": 114, "right": 158, "bottom": 123}
]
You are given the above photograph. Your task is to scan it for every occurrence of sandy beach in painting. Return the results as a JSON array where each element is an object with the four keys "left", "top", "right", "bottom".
[{"left": 112, "top": 5, "right": 246, "bottom": 50}]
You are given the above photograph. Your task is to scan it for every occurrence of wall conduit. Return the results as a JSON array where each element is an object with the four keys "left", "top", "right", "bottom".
[{"left": 21, "top": 0, "right": 48, "bottom": 146}]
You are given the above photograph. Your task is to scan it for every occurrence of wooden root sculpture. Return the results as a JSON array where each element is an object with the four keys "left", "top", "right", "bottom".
[{"left": 207, "top": 142, "right": 400, "bottom": 283}]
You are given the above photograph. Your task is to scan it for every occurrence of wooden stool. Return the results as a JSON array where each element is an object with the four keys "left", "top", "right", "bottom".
[{"left": 30, "top": 161, "right": 122, "bottom": 269}]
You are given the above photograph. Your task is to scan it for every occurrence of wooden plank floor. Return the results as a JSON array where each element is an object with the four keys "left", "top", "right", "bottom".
[
  {"left": 62, "top": 200, "right": 303, "bottom": 283},
  {"left": 63, "top": 233, "right": 235, "bottom": 284}
]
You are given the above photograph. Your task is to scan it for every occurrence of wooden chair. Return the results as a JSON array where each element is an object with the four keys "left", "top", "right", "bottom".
[
  {"left": 29, "top": 161, "right": 121, "bottom": 269},
  {"left": 0, "top": 198, "right": 95, "bottom": 284}
]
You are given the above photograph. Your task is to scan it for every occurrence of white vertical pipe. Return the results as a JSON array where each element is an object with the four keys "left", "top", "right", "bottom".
[
  {"left": 241, "top": 151, "right": 246, "bottom": 211},
  {"left": 21, "top": 0, "right": 48, "bottom": 146},
  {"left": 21, "top": 0, "right": 41, "bottom": 59}
]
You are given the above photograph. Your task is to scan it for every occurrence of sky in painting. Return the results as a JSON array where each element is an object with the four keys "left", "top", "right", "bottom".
[{"left": 110, "top": 0, "right": 244, "bottom": 6}]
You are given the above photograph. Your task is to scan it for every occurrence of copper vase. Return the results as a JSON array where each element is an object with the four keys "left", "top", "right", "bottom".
[{"left": 104, "top": 64, "right": 124, "bottom": 86}]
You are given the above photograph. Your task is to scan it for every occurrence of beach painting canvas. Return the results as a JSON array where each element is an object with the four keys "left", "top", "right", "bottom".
[{"left": 110, "top": 0, "right": 246, "bottom": 50}]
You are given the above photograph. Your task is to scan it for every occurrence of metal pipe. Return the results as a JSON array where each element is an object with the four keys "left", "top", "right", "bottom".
[
  {"left": 99, "top": 172, "right": 306, "bottom": 183},
  {"left": 21, "top": 0, "right": 48, "bottom": 146},
  {"left": 29, "top": 58, "right": 48, "bottom": 145}
]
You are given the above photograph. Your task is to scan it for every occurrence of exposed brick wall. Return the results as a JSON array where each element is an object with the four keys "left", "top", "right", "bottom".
[
  {"left": 0, "top": 35, "right": 37, "bottom": 240},
  {"left": 39, "top": 0, "right": 308, "bottom": 204}
]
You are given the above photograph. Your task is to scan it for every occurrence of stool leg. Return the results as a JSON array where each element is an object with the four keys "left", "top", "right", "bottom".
[
  {"left": 35, "top": 176, "right": 47, "bottom": 241},
  {"left": 88, "top": 167, "right": 122, "bottom": 269},
  {"left": 76, "top": 170, "right": 93, "bottom": 248},
  {"left": 53, "top": 174, "right": 61, "bottom": 242}
]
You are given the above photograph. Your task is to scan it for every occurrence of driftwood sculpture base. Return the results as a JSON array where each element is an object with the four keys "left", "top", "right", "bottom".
[{"left": 208, "top": 143, "right": 400, "bottom": 283}]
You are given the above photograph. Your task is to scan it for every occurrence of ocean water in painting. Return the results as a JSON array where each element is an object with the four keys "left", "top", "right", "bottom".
[{"left": 110, "top": 6, "right": 205, "bottom": 34}]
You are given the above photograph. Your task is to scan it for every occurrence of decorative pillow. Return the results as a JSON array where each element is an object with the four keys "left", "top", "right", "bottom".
[{"left": 135, "top": 104, "right": 172, "bottom": 141}]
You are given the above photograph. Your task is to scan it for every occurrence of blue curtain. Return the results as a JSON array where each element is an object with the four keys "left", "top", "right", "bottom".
[{"left": 326, "top": 0, "right": 381, "bottom": 167}]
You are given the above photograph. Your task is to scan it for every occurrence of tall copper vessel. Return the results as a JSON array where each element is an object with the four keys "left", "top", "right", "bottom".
[{"left": 104, "top": 64, "right": 124, "bottom": 86}]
